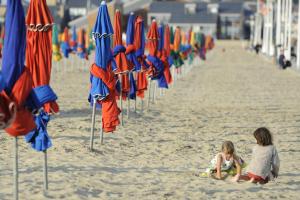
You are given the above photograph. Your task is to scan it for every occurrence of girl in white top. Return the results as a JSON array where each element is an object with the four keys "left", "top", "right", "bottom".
[
  {"left": 242, "top": 127, "right": 280, "bottom": 184},
  {"left": 206, "top": 141, "right": 242, "bottom": 182}
]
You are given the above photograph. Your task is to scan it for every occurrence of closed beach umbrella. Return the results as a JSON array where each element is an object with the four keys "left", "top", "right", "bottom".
[
  {"left": 156, "top": 25, "right": 168, "bottom": 88},
  {"left": 70, "top": 26, "right": 77, "bottom": 53},
  {"left": 77, "top": 28, "right": 87, "bottom": 59},
  {"left": 146, "top": 20, "right": 166, "bottom": 88},
  {"left": 134, "top": 16, "right": 148, "bottom": 99},
  {"left": 2, "top": 0, "right": 36, "bottom": 137},
  {"left": 113, "top": 9, "right": 130, "bottom": 100},
  {"left": 172, "top": 27, "right": 184, "bottom": 68},
  {"left": 162, "top": 25, "right": 173, "bottom": 84},
  {"left": 25, "top": 3, "right": 59, "bottom": 193},
  {"left": 61, "top": 27, "right": 70, "bottom": 58},
  {"left": 1, "top": 1, "right": 36, "bottom": 198},
  {"left": 89, "top": 1, "right": 120, "bottom": 138},
  {"left": 52, "top": 24, "right": 62, "bottom": 61},
  {"left": 0, "top": 26, "right": 4, "bottom": 58},
  {"left": 126, "top": 13, "right": 140, "bottom": 71}
]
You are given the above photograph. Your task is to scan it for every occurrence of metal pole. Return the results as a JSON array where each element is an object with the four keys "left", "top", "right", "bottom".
[
  {"left": 286, "top": 0, "right": 292, "bottom": 60},
  {"left": 100, "top": 127, "right": 104, "bottom": 145},
  {"left": 147, "top": 79, "right": 151, "bottom": 110},
  {"left": 89, "top": 98, "right": 97, "bottom": 151},
  {"left": 297, "top": 0, "right": 300, "bottom": 68},
  {"left": 13, "top": 137, "right": 18, "bottom": 200},
  {"left": 43, "top": 150, "right": 48, "bottom": 191},
  {"left": 119, "top": 74, "right": 124, "bottom": 126},
  {"left": 276, "top": 0, "right": 282, "bottom": 59},
  {"left": 127, "top": 96, "right": 130, "bottom": 119}
]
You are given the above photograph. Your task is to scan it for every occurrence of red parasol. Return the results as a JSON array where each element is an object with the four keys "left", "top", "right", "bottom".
[
  {"left": 162, "top": 25, "right": 172, "bottom": 84},
  {"left": 113, "top": 10, "right": 130, "bottom": 100},
  {"left": 26, "top": 0, "right": 59, "bottom": 114}
]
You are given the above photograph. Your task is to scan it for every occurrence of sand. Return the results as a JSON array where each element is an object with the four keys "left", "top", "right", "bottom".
[{"left": 1, "top": 41, "right": 300, "bottom": 199}]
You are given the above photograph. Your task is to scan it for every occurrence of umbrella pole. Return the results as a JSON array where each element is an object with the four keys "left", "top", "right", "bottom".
[
  {"left": 152, "top": 82, "right": 156, "bottom": 103},
  {"left": 89, "top": 98, "right": 97, "bottom": 151},
  {"left": 134, "top": 98, "right": 137, "bottom": 115},
  {"left": 13, "top": 137, "right": 19, "bottom": 200},
  {"left": 119, "top": 74, "right": 124, "bottom": 126},
  {"left": 127, "top": 96, "right": 130, "bottom": 119},
  {"left": 147, "top": 79, "right": 151, "bottom": 110},
  {"left": 43, "top": 150, "right": 48, "bottom": 191},
  {"left": 100, "top": 126, "right": 104, "bottom": 145},
  {"left": 141, "top": 98, "right": 144, "bottom": 113}
]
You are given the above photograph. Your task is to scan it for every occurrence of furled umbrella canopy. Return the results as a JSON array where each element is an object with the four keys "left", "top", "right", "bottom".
[
  {"left": 162, "top": 25, "right": 173, "bottom": 84},
  {"left": 52, "top": 24, "right": 62, "bottom": 61},
  {"left": 25, "top": 0, "right": 59, "bottom": 151},
  {"left": 77, "top": 28, "right": 87, "bottom": 59},
  {"left": 172, "top": 27, "right": 184, "bottom": 68},
  {"left": 156, "top": 25, "right": 168, "bottom": 88},
  {"left": 89, "top": 1, "right": 120, "bottom": 132},
  {"left": 61, "top": 27, "right": 70, "bottom": 58},
  {"left": 146, "top": 20, "right": 164, "bottom": 80},
  {"left": 70, "top": 26, "right": 77, "bottom": 53},
  {"left": 1, "top": 0, "right": 36, "bottom": 136},
  {"left": 113, "top": 10, "right": 130, "bottom": 100},
  {"left": 134, "top": 16, "right": 148, "bottom": 99},
  {"left": 126, "top": 13, "right": 140, "bottom": 71},
  {"left": 0, "top": 26, "right": 4, "bottom": 58}
]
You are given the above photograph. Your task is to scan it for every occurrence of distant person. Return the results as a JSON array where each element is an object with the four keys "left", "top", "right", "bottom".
[
  {"left": 203, "top": 141, "right": 245, "bottom": 182},
  {"left": 278, "top": 50, "right": 291, "bottom": 69},
  {"left": 291, "top": 46, "right": 297, "bottom": 61},
  {"left": 254, "top": 44, "right": 261, "bottom": 55},
  {"left": 240, "top": 127, "right": 280, "bottom": 184}
]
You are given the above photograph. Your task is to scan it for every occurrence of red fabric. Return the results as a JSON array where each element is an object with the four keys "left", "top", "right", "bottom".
[
  {"left": 136, "top": 71, "right": 147, "bottom": 99},
  {"left": 134, "top": 16, "right": 143, "bottom": 52},
  {"left": 147, "top": 21, "right": 159, "bottom": 56},
  {"left": 0, "top": 92, "right": 15, "bottom": 130},
  {"left": 162, "top": 25, "right": 172, "bottom": 84},
  {"left": 116, "top": 73, "right": 130, "bottom": 101},
  {"left": 63, "top": 27, "right": 69, "bottom": 42},
  {"left": 247, "top": 173, "right": 268, "bottom": 184},
  {"left": 173, "top": 27, "right": 181, "bottom": 52},
  {"left": 26, "top": 0, "right": 59, "bottom": 114},
  {"left": 113, "top": 10, "right": 131, "bottom": 74},
  {"left": 90, "top": 64, "right": 120, "bottom": 133},
  {"left": 4, "top": 68, "right": 36, "bottom": 136},
  {"left": 134, "top": 16, "right": 148, "bottom": 99},
  {"left": 125, "top": 44, "right": 136, "bottom": 55},
  {"left": 26, "top": 0, "right": 53, "bottom": 31}
]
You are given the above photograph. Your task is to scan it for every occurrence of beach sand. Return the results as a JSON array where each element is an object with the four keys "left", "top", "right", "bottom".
[{"left": 1, "top": 41, "right": 300, "bottom": 199}]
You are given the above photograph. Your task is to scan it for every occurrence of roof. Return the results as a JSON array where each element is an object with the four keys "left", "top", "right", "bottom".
[
  {"left": 170, "top": 13, "right": 217, "bottom": 24},
  {"left": 218, "top": 2, "right": 244, "bottom": 14},
  {"left": 66, "top": 0, "right": 102, "bottom": 8},
  {"left": 149, "top": 2, "right": 208, "bottom": 13}
]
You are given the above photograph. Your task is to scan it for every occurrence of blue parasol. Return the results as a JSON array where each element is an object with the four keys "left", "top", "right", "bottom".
[
  {"left": 126, "top": 13, "right": 140, "bottom": 71},
  {"left": 89, "top": 0, "right": 115, "bottom": 103}
]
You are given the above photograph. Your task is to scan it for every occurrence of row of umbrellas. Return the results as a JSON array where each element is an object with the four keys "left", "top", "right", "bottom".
[
  {"left": 88, "top": 1, "right": 215, "bottom": 148},
  {"left": 0, "top": 0, "right": 215, "bottom": 199}
]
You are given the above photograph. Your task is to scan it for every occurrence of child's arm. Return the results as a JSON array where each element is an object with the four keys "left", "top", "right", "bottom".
[
  {"left": 216, "top": 154, "right": 223, "bottom": 179},
  {"left": 231, "top": 155, "right": 242, "bottom": 182},
  {"left": 272, "top": 148, "right": 280, "bottom": 178}
]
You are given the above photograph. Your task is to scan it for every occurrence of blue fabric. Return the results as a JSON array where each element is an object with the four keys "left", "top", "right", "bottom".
[
  {"left": 89, "top": 1, "right": 115, "bottom": 106},
  {"left": 135, "top": 17, "right": 146, "bottom": 58},
  {"left": 93, "top": 2, "right": 114, "bottom": 39},
  {"left": 126, "top": 13, "right": 141, "bottom": 71},
  {"left": 61, "top": 42, "right": 70, "bottom": 58},
  {"left": 25, "top": 111, "right": 52, "bottom": 152},
  {"left": 77, "top": 44, "right": 86, "bottom": 59},
  {"left": 168, "top": 56, "right": 174, "bottom": 68},
  {"left": 113, "top": 45, "right": 126, "bottom": 57},
  {"left": 26, "top": 85, "right": 58, "bottom": 111},
  {"left": 0, "top": 72, "right": 5, "bottom": 92},
  {"left": 147, "top": 55, "right": 168, "bottom": 88},
  {"left": 180, "top": 44, "right": 191, "bottom": 53},
  {"left": 71, "top": 26, "right": 77, "bottom": 52},
  {"left": 158, "top": 25, "right": 164, "bottom": 51},
  {"left": 1, "top": 0, "right": 26, "bottom": 94},
  {"left": 129, "top": 72, "right": 137, "bottom": 100}
]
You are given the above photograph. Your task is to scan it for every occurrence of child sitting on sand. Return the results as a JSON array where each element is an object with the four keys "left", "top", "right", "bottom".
[
  {"left": 204, "top": 141, "right": 245, "bottom": 182},
  {"left": 242, "top": 127, "right": 280, "bottom": 184}
]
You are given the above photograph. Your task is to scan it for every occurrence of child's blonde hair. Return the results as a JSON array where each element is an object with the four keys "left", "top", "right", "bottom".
[{"left": 221, "top": 141, "right": 235, "bottom": 155}]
